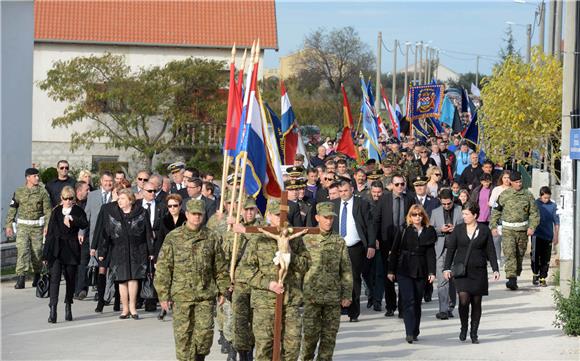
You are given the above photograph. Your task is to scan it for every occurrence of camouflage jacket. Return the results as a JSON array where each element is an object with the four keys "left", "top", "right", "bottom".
[
  {"left": 490, "top": 188, "right": 540, "bottom": 231},
  {"left": 302, "top": 231, "right": 353, "bottom": 305},
  {"left": 206, "top": 212, "right": 228, "bottom": 234},
  {"left": 244, "top": 232, "right": 310, "bottom": 308},
  {"left": 5, "top": 185, "right": 52, "bottom": 228},
  {"left": 155, "top": 225, "right": 229, "bottom": 302},
  {"left": 402, "top": 161, "right": 421, "bottom": 184}
]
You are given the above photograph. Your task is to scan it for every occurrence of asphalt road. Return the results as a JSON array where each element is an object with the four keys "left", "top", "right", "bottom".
[{"left": 1, "top": 264, "right": 578, "bottom": 361}]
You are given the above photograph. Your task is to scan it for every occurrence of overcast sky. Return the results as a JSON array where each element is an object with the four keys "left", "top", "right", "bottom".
[{"left": 264, "top": 0, "right": 544, "bottom": 76}]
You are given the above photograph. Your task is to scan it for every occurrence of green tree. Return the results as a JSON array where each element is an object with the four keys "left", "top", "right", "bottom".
[
  {"left": 38, "top": 54, "right": 227, "bottom": 169},
  {"left": 480, "top": 48, "right": 562, "bottom": 177},
  {"left": 499, "top": 26, "right": 522, "bottom": 62}
]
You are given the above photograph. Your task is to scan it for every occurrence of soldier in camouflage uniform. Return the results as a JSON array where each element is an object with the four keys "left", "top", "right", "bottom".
[
  {"left": 401, "top": 150, "right": 421, "bottom": 188},
  {"left": 230, "top": 197, "right": 264, "bottom": 361},
  {"left": 242, "top": 199, "right": 310, "bottom": 361},
  {"left": 155, "top": 199, "right": 229, "bottom": 361},
  {"left": 4, "top": 168, "right": 52, "bottom": 289},
  {"left": 301, "top": 202, "right": 353, "bottom": 361},
  {"left": 490, "top": 171, "right": 539, "bottom": 290}
]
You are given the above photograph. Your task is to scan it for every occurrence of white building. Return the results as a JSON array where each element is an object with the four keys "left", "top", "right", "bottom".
[
  {"left": 399, "top": 62, "right": 460, "bottom": 84},
  {"left": 33, "top": 0, "right": 278, "bottom": 172}
]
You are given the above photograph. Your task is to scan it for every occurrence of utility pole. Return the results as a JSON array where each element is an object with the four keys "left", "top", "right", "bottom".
[
  {"left": 404, "top": 42, "right": 410, "bottom": 100},
  {"left": 526, "top": 24, "right": 532, "bottom": 63},
  {"left": 376, "top": 32, "right": 382, "bottom": 113},
  {"left": 418, "top": 41, "right": 423, "bottom": 85},
  {"left": 434, "top": 49, "right": 439, "bottom": 80},
  {"left": 554, "top": 0, "right": 563, "bottom": 58},
  {"left": 475, "top": 55, "right": 480, "bottom": 87},
  {"left": 413, "top": 43, "right": 418, "bottom": 85},
  {"left": 426, "top": 45, "right": 431, "bottom": 83},
  {"left": 539, "top": 0, "right": 546, "bottom": 53},
  {"left": 559, "top": 0, "right": 578, "bottom": 297},
  {"left": 392, "top": 39, "right": 398, "bottom": 106},
  {"left": 547, "top": 0, "right": 556, "bottom": 54}
]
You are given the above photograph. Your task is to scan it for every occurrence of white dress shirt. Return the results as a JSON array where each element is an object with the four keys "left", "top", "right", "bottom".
[
  {"left": 339, "top": 197, "right": 362, "bottom": 247},
  {"left": 142, "top": 199, "right": 156, "bottom": 227}
]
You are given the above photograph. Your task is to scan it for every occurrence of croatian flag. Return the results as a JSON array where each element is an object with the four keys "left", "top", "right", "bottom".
[
  {"left": 380, "top": 84, "right": 399, "bottom": 139},
  {"left": 281, "top": 81, "right": 308, "bottom": 166}
]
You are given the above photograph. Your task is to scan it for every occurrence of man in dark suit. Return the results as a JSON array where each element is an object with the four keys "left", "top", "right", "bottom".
[
  {"left": 373, "top": 174, "right": 416, "bottom": 317},
  {"left": 332, "top": 180, "right": 376, "bottom": 322},
  {"left": 411, "top": 176, "right": 440, "bottom": 217},
  {"left": 183, "top": 178, "right": 216, "bottom": 223},
  {"left": 149, "top": 174, "right": 167, "bottom": 209}
]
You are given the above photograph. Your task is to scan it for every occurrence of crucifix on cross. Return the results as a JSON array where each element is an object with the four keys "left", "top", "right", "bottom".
[{"left": 234, "top": 191, "right": 319, "bottom": 361}]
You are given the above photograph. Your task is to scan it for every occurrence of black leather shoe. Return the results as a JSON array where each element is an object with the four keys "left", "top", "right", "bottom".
[
  {"left": 459, "top": 328, "right": 467, "bottom": 341},
  {"left": 157, "top": 309, "right": 167, "bottom": 320},
  {"left": 349, "top": 317, "right": 359, "bottom": 322},
  {"left": 447, "top": 311, "right": 455, "bottom": 318},
  {"left": 14, "top": 276, "right": 25, "bottom": 289},
  {"left": 398, "top": 312, "right": 404, "bottom": 319},
  {"left": 77, "top": 290, "right": 87, "bottom": 300},
  {"left": 373, "top": 302, "right": 382, "bottom": 312},
  {"left": 65, "top": 303, "right": 73, "bottom": 321},
  {"left": 95, "top": 300, "right": 105, "bottom": 313},
  {"left": 48, "top": 305, "right": 57, "bottom": 323},
  {"left": 506, "top": 277, "right": 519, "bottom": 290},
  {"left": 366, "top": 297, "right": 374, "bottom": 309},
  {"left": 405, "top": 335, "right": 413, "bottom": 344},
  {"left": 436, "top": 312, "right": 449, "bottom": 320},
  {"left": 32, "top": 273, "right": 41, "bottom": 288},
  {"left": 119, "top": 314, "right": 129, "bottom": 319},
  {"left": 130, "top": 313, "right": 139, "bottom": 320},
  {"left": 384, "top": 310, "right": 394, "bottom": 317}
]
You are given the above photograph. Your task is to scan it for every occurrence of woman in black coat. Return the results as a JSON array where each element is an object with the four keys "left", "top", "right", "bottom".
[
  {"left": 387, "top": 204, "right": 437, "bottom": 344},
  {"left": 444, "top": 201, "right": 500, "bottom": 344},
  {"left": 43, "top": 186, "right": 88, "bottom": 323},
  {"left": 98, "top": 188, "right": 153, "bottom": 319}
]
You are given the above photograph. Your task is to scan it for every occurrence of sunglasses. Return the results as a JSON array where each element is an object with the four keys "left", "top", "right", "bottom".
[
  {"left": 420, "top": 151, "right": 428, "bottom": 154},
  {"left": 59, "top": 166, "right": 69, "bottom": 170},
  {"left": 411, "top": 213, "right": 423, "bottom": 217},
  {"left": 441, "top": 202, "right": 453, "bottom": 206},
  {"left": 62, "top": 197, "right": 74, "bottom": 201},
  {"left": 167, "top": 204, "right": 180, "bottom": 208},
  {"left": 434, "top": 173, "right": 441, "bottom": 177},
  {"left": 393, "top": 182, "right": 405, "bottom": 187},
  {"left": 137, "top": 177, "right": 149, "bottom": 182},
  {"left": 143, "top": 189, "right": 155, "bottom": 193}
]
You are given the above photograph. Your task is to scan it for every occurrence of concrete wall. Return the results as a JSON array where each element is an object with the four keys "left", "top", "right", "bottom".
[{"left": 1, "top": 1, "right": 34, "bottom": 243}]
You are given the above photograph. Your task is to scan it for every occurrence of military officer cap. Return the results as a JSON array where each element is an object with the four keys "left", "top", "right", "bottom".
[
  {"left": 284, "top": 179, "right": 302, "bottom": 190},
  {"left": 286, "top": 166, "right": 305, "bottom": 178},
  {"left": 243, "top": 197, "right": 257, "bottom": 209},
  {"left": 510, "top": 171, "right": 522, "bottom": 182},
  {"left": 25, "top": 168, "right": 39, "bottom": 177},
  {"left": 167, "top": 161, "right": 185, "bottom": 173},
  {"left": 296, "top": 178, "right": 307, "bottom": 188},
  {"left": 186, "top": 199, "right": 205, "bottom": 214},
  {"left": 267, "top": 199, "right": 281, "bottom": 215},
  {"left": 316, "top": 202, "right": 337, "bottom": 217},
  {"left": 227, "top": 174, "right": 242, "bottom": 185},
  {"left": 412, "top": 176, "right": 429, "bottom": 187},
  {"left": 365, "top": 159, "right": 377, "bottom": 166},
  {"left": 366, "top": 169, "right": 383, "bottom": 180}
]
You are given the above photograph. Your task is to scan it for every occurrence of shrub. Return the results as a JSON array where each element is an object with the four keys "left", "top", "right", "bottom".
[{"left": 553, "top": 278, "right": 580, "bottom": 336}]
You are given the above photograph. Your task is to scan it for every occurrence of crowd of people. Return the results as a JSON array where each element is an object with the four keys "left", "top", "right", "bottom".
[{"left": 3, "top": 129, "right": 560, "bottom": 360}]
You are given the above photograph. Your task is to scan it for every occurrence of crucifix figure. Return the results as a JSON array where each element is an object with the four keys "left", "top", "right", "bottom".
[{"left": 235, "top": 191, "right": 319, "bottom": 361}]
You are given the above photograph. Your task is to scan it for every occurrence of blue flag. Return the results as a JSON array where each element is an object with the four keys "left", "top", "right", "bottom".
[
  {"left": 439, "top": 96, "right": 455, "bottom": 128},
  {"left": 265, "top": 103, "right": 284, "bottom": 163},
  {"left": 360, "top": 77, "right": 381, "bottom": 161}
]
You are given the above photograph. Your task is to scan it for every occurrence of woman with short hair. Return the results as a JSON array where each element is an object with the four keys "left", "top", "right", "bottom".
[
  {"left": 77, "top": 169, "right": 94, "bottom": 191},
  {"left": 98, "top": 188, "right": 153, "bottom": 319},
  {"left": 43, "top": 186, "right": 88, "bottom": 323}
]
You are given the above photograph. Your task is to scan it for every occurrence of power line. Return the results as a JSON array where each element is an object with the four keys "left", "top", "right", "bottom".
[{"left": 381, "top": 39, "right": 392, "bottom": 53}]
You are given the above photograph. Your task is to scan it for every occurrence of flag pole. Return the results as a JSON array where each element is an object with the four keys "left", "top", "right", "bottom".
[{"left": 219, "top": 44, "right": 237, "bottom": 215}]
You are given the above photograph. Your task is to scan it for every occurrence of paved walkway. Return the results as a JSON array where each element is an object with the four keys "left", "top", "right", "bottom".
[{"left": 1, "top": 263, "right": 578, "bottom": 360}]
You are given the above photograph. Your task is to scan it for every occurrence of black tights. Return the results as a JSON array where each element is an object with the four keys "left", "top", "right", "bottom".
[{"left": 458, "top": 292, "right": 482, "bottom": 331}]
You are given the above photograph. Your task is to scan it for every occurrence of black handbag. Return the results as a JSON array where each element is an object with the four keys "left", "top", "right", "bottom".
[
  {"left": 140, "top": 260, "right": 157, "bottom": 300},
  {"left": 451, "top": 226, "right": 478, "bottom": 278},
  {"left": 36, "top": 264, "right": 50, "bottom": 298},
  {"left": 87, "top": 256, "right": 99, "bottom": 287}
]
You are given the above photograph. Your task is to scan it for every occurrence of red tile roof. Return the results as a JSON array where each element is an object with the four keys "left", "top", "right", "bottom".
[{"left": 34, "top": 0, "right": 278, "bottom": 49}]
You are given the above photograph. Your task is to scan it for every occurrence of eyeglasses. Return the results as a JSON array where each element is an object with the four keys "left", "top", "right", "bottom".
[
  {"left": 62, "top": 197, "right": 74, "bottom": 201},
  {"left": 411, "top": 213, "right": 423, "bottom": 217},
  {"left": 137, "top": 177, "right": 149, "bottom": 182},
  {"left": 143, "top": 189, "right": 155, "bottom": 193},
  {"left": 441, "top": 202, "right": 453, "bottom": 206},
  {"left": 167, "top": 204, "right": 180, "bottom": 208},
  {"left": 393, "top": 182, "right": 405, "bottom": 187},
  {"left": 59, "top": 166, "right": 69, "bottom": 170},
  {"left": 420, "top": 151, "right": 428, "bottom": 154}
]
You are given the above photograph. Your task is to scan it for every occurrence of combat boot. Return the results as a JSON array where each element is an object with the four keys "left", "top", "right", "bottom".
[
  {"left": 221, "top": 339, "right": 230, "bottom": 354},
  {"left": 65, "top": 303, "right": 73, "bottom": 321},
  {"left": 14, "top": 275, "right": 25, "bottom": 289},
  {"left": 48, "top": 305, "right": 57, "bottom": 323},
  {"left": 539, "top": 278, "right": 547, "bottom": 287},
  {"left": 194, "top": 355, "right": 205, "bottom": 361},
  {"left": 227, "top": 345, "right": 237, "bottom": 361},
  {"left": 506, "top": 277, "right": 518, "bottom": 290},
  {"left": 532, "top": 274, "right": 539, "bottom": 286},
  {"left": 32, "top": 273, "right": 41, "bottom": 287}
]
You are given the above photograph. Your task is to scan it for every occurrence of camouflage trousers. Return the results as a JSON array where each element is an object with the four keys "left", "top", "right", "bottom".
[
  {"left": 222, "top": 300, "right": 234, "bottom": 342},
  {"left": 502, "top": 229, "right": 529, "bottom": 278},
  {"left": 232, "top": 289, "right": 254, "bottom": 351},
  {"left": 216, "top": 300, "right": 224, "bottom": 332},
  {"left": 301, "top": 302, "right": 341, "bottom": 361},
  {"left": 253, "top": 304, "right": 301, "bottom": 361},
  {"left": 172, "top": 300, "right": 215, "bottom": 361},
  {"left": 15, "top": 225, "right": 44, "bottom": 276}
]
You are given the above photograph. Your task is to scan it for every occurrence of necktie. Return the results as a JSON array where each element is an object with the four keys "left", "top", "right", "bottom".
[
  {"left": 145, "top": 202, "right": 151, "bottom": 210},
  {"left": 340, "top": 201, "right": 348, "bottom": 238},
  {"left": 102, "top": 192, "right": 107, "bottom": 204},
  {"left": 395, "top": 197, "right": 401, "bottom": 228}
]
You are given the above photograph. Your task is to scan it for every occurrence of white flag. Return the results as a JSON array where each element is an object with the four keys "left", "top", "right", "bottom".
[{"left": 470, "top": 83, "right": 481, "bottom": 97}]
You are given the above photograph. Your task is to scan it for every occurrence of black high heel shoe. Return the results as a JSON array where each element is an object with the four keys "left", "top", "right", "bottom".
[
  {"left": 459, "top": 328, "right": 467, "bottom": 341},
  {"left": 119, "top": 313, "right": 130, "bottom": 319},
  {"left": 48, "top": 305, "right": 57, "bottom": 323},
  {"left": 130, "top": 313, "right": 139, "bottom": 320}
]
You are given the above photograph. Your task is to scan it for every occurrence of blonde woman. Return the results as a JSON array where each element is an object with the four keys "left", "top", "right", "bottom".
[
  {"left": 77, "top": 169, "right": 94, "bottom": 191},
  {"left": 426, "top": 166, "right": 443, "bottom": 198}
]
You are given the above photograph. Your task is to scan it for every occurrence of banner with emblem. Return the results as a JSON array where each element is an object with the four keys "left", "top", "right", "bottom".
[{"left": 406, "top": 84, "right": 445, "bottom": 121}]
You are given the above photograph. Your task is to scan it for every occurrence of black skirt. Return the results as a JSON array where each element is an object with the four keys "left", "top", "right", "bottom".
[{"left": 454, "top": 264, "right": 490, "bottom": 296}]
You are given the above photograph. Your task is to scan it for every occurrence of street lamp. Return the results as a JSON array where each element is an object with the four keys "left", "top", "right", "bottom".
[{"left": 506, "top": 21, "right": 532, "bottom": 63}]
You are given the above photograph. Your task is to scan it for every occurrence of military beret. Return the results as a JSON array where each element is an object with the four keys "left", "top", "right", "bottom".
[
  {"left": 316, "top": 202, "right": 337, "bottom": 217},
  {"left": 243, "top": 197, "right": 257, "bottom": 209},
  {"left": 186, "top": 198, "right": 205, "bottom": 214},
  {"left": 267, "top": 199, "right": 280, "bottom": 215},
  {"left": 412, "top": 176, "right": 429, "bottom": 186},
  {"left": 286, "top": 166, "right": 305, "bottom": 178},
  {"left": 167, "top": 161, "right": 185, "bottom": 173},
  {"left": 510, "top": 171, "right": 522, "bottom": 182},
  {"left": 25, "top": 168, "right": 39, "bottom": 177},
  {"left": 366, "top": 169, "right": 383, "bottom": 180}
]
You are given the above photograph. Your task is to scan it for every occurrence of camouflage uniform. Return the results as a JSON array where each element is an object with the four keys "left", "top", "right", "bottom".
[
  {"left": 490, "top": 188, "right": 540, "bottom": 279},
  {"left": 243, "top": 217, "right": 310, "bottom": 361},
  {"left": 5, "top": 185, "right": 51, "bottom": 276},
  {"left": 155, "top": 200, "right": 229, "bottom": 361},
  {"left": 206, "top": 211, "right": 229, "bottom": 338},
  {"left": 401, "top": 160, "right": 421, "bottom": 185},
  {"left": 301, "top": 205, "right": 352, "bottom": 361}
]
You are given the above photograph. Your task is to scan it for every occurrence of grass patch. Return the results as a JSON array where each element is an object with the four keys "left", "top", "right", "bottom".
[{"left": 1, "top": 266, "right": 16, "bottom": 277}]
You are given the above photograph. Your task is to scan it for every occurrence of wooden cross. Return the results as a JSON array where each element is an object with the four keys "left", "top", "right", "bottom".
[{"left": 242, "top": 191, "right": 319, "bottom": 361}]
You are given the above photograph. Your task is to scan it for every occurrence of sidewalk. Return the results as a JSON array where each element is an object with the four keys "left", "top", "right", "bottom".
[{"left": 1, "top": 261, "right": 578, "bottom": 360}]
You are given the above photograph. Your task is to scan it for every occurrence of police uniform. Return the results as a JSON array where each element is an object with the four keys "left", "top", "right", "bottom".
[
  {"left": 490, "top": 172, "right": 539, "bottom": 290},
  {"left": 5, "top": 168, "right": 52, "bottom": 289},
  {"left": 301, "top": 203, "right": 353, "bottom": 361},
  {"left": 243, "top": 200, "right": 310, "bottom": 361},
  {"left": 155, "top": 199, "right": 229, "bottom": 361}
]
